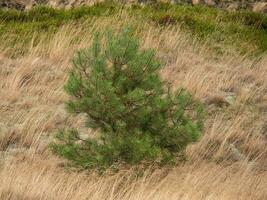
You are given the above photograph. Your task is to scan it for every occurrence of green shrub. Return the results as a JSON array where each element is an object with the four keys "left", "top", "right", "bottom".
[
  {"left": 51, "top": 27, "right": 203, "bottom": 170},
  {"left": 1, "top": 2, "right": 267, "bottom": 56},
  {"left": 0, "top": 1, "right": 118, "bottom": 23}
]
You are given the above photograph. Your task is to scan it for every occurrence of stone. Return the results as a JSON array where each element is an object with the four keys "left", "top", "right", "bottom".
[
  {"left": 53, "top": 104, "right": 67, "bottom": 125},
  {"left": 224, "top": 94, "right": 235, "bottom": 105},
  {"left": 253, "top": 2, "right": 267, "bottom": 13},
  {"left": 192, "top": 0, "right": 205, "bottom": 5},
  {"left": 47, "top": 0, "right": 59, "bottom": 7},
  {"left": 0, "top": 145, "right": 27, "bottom": 162},
  {"left": 228, "top": 143, "right": 246, "bottom": 161},
  {"left": 205, "top": 0, "right": 216, "bottom": 6},
  {"left": 0, "top": 0, "right": 26, "bottom": 10},
  {"left": 226, "top": 2, "right": 240, "bottom": 11}
]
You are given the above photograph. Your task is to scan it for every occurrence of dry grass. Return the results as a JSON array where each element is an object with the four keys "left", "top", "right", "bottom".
[{"left": 0, "top": 14, "right": 266, "bottom": 200}]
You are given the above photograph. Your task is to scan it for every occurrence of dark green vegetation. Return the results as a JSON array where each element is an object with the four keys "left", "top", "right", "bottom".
[
  {"left": 51, "top": 27, "right": 203, "bottom": 170},
  {"left": 1, "top": 1, "right": 267, "bottom": 56}
]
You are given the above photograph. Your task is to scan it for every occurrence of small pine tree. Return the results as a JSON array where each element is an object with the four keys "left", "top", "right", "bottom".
[{"left": 51, "top": 27, "right": 203, "bottom": 170}]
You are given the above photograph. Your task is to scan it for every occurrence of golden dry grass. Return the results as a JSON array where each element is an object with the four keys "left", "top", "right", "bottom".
[{"left": 0, "top": 15, "right": 266, "bottom": 200}]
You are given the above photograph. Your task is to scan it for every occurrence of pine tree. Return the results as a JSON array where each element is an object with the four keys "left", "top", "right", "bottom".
[{"left": 51, "top": 27, "right": 203, "bottom": 170}]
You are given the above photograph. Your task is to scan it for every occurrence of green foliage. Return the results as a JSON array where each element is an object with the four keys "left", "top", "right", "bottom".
[
  {"left": 0, "top": 1, "right": 117, "bottom": 22},
  {"left": 1, "top": 2, "right": 267, "bottom": 56},
  {"left": 134, "top": 2, "right": 267, "bottom": 54},
  {"left": 51, "top": 27, "right": 203, "bottom": 170}
]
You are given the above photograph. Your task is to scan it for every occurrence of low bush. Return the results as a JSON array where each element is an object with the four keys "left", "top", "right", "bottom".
[
  {"left": 1, "top": 2, "right": 267, "bottom": 55},
  {"left": 0, "top": 1, "right": 118, "bottom": 22},
  {"left": 51, "top": 27, "right": 204, "bottom": 170}
]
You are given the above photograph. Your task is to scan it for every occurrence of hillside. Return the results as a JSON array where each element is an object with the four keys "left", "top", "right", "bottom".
[
  {"left": 1, "top": 2, "right": 267, "bottom": 55},
  {"left": 0, "top": 2, "right": 267, "bottom": 200}
]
